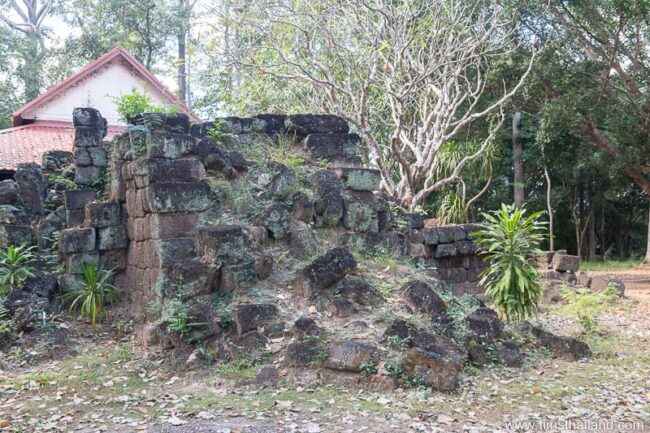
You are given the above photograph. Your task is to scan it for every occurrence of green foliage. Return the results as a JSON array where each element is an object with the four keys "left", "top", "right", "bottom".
[
  {"left": 0, "top": 303, "right": 15, "bottom": 339},
  {"left": 212, "top": 293, "right": 234, "bottom": 329},
  {"left": 442, "top": 293, "right": 482, "bottom": 343},
  {"left": 386, "top": 334, "right": 411, "bottom": 350},
  {"left": 110, "top": 87, "right": 167, "bottom": 122},
  {"left": 206, "top": 119, "right": 233, "bottom": 144},
  {"left": 360, "top": 360, "right": 378, "bottom": 376},
  {"left": 559, "top": 285, "right": 621, "bottom": 319},
  {"left": 473, "top": 204, "right": 547, "bottom": 322},
  {"left": 0, "top": 243, "right": 37, "bottom": 297},
  {"left": 580, "top": 259, "right": 644, "bottom": 271},
  {"left": 64, "top": 264, "right": 116, "bottom": 325},
  {"left": 214, "top": 359, "right": 256, "bottom": 379},
  {"left": 161, "top": 298, "right": 191, "bottom": 335},
  {"left": 49, "top": 174, "right": 76, "bottom": 190}
]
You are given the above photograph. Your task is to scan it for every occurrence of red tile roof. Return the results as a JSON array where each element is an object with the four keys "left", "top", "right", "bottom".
[{"left": 0, "top": 121, "right": 124, "bottom": 171}]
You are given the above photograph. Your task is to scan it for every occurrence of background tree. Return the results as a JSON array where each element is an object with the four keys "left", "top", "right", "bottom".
[
  {"left": 0, "top": 0, "right": 52, "bottom": 100},
  {"left": 224, "top": 0, "right": 534, "bottom": 209}
]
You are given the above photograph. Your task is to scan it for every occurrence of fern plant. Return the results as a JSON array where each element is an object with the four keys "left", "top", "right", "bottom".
[
  {"left": 472, "top": 204, "right": 547, "bottom": 322},
  {"left": 65, "top": 263, "right": 116, "bottom": 325},
  {"left": 0, "top": 243, "right": 37, "bottom": 296}
]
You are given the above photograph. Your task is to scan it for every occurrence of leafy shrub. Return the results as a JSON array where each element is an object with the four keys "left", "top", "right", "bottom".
[
  {"left": 0, "top": 303, "right": 15, "bottom": 340},
  {"left": 110, "top": 87, "right": 167, "bottom": 122},
  {"left": 64, "top": 263, "right": 116, "bottom": 325},
  {"left": 0, "top": 243, "right": 37, "bottom": 296},
  {"left": 161, "top": 298, "right": 191, "bottom": 335},
  {"left": 473, "top": 204, "right": 547, "bottom": 322},
  {"left": 206, "top": 119, "right": 233, "bottom": 144},
  {"left": 559, "top": 284, "right": 620, "bottom": 336}
]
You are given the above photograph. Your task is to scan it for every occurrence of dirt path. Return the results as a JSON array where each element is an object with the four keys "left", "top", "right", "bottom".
[
  {"left": 1, "top": 270, "right": 649, "bottom": 433},
  {"left": 588, "top": 266, "right": 650, "bottom": 303}
]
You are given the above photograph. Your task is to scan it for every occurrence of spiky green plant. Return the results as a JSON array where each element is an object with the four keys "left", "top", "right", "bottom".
[
  {"left": 0, "top": 243, "right": 37, "bottom": 296},
  {"left": 65, "top": 263, "right": 116, "bottom": 325},
  {"left": 472, "top": 204, "right": 547, "bottom": 322}
]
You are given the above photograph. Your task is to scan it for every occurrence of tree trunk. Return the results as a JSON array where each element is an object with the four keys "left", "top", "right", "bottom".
[
  {"left": 587, "top": 203, "right": 596, "bottom": 261},
  {"left": 544, "top": 164, "right": 554, "bottom": 251},
  {"left": 644, "top": 204, "right": 650, "bottom": 265},
  {"left": 177, "top": 0, "right": 188, "bottom": 103},
  {"left": 600, "top": 202, "right": 606, "bottom": 257},
  {"left": 512, "top": 111, "right": 525, "bottom": 208}
]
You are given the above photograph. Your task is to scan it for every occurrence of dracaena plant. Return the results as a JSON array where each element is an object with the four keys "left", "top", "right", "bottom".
[
  {"left": 472, "top": 204, "right": 548, "bottom": 322},
  {"left": 64, "top": 263, "right": 116, "bottom": 325},
  {"left": 0, "top": 243, "right": 37, "bottom": 296}
]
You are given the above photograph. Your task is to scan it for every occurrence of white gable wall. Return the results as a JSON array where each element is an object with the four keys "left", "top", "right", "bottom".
[{"left": 21, "top": 60, "right": 175, "bottom": 126}]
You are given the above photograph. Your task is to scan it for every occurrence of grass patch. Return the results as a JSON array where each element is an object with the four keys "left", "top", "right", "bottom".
[
  {"left": 214, "top": 359, "right": 258, "bottom": 380},
  {"left": 580, "top": 258, "right": 644, "bottom": 271}
]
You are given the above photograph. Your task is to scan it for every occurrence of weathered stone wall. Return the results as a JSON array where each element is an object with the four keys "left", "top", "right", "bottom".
[
  {"left": 189, "top": 114, "right": 488, "bottom": 296},
  {"left": 409, "top": 224, "right": 488, "bottom": 295},
  {"left": 56, "top": 110, "right": 488, "bottom": 332},
  {"left": 58, "top": 109, "right": 127, "bottom": 291},
  {"left": 114, "top": 116, "right": 216, "bottom": 315},
  {"left": 72, "top": 107, "right": 109, "bottom": 188}
]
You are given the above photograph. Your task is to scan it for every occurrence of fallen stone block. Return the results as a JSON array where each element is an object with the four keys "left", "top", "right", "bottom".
[
  {"left": 529, "top": 325, "right": 591, "bottom": 361},
  {"left": 590, "top": 276, "right": 625, "bottom": 296},
  {"left": 311, "top": 169, "right": 343, "bottom": 227},
  {"left": 259, "top": 204, "right": 291, "bottom": 240},
  {"left": 300, "top": 247, "right": 357, "bottom": 298},
  {"left": 0, "top": 180, "right": 18, "bottom": 205},
  {"left": 234, "top": 304, "right": 279, "bottom": 336},
  {"left": 289, "top": 220, "right": 318, "bottom": 259},
  {"left": 146, "top": 132, "right": 197, "bottom": 159},
  {"left": 402, "top": 280, "right": 447, "bottom": 317},
  {"left": 304, "top": 133, "right": 362, "bottom": 166},
  {"left": 402, "top": 347, "right": 462, "bottom": 391},
  {"left": 551, "top": 253, "right": 580, "bottom": 273},
  {"left": 324, "top": 341, "right": 376, "bottom": 372}
]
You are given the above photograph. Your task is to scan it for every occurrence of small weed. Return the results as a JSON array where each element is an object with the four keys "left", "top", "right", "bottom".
[
  {"left": 206, "top": 119, "right": 233, "bottom": 145},
  {"left": 162, "top": 298, "right": 192, "bottom": 335},
  {"left": 386, "top": 334, "right": 411, "bottom": 350},
  {"left": 360, "top": 360, "right": 378, "bottom": 376},
  {"left": 214, "top": 359, "right": 256, "bottom": 379},
  {"left": 212, "top": 293, "right": 234, "bottom": 329},
  {"left": 558, "top": 285, "right": 620, "bottom": 317}
]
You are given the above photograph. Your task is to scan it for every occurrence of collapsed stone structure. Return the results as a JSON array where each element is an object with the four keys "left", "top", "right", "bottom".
[
  {"left": 539, "top": 250, "right": 625, "bottom": 301},
  {"left": 1, "top": 108, "right": 593, "bottom": 391}
]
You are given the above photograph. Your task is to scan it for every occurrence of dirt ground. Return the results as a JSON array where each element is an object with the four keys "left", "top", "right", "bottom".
[{"left": 1, "top": 268, "right": 649, "bottom": 433}]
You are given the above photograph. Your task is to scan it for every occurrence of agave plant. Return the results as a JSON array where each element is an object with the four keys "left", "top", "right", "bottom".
[
  {"left": 0, "top": 243, "right": 37, "bottom": 296},
  {"left": 472, "top": 204, "right": 547, "bottom": 322},
  {"left": 65, "top": 263, "right": 116, "bottom": 325}
]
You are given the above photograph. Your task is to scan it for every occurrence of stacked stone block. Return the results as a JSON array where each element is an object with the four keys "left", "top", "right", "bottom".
[
  {"left": 59, "top": 200, "right": 127, "bottom": 277},
  {"left": 117, "top": 123, "right": 215, "bottom": 314},
  {"left": 72, "top": 107, "right": 108, "bottom": 187},
  {"left": 409, "top": 224, "right": 488, "bottom": 294}
]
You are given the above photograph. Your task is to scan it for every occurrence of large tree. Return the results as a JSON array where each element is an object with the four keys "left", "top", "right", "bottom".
[
  {"left": 538, "top": 1, "right": 650, "bottom": 198},
  {"left": 0, "top": 0, "right": 52, "bottom": 100},
  {"left": 225, "top": 0, "right": 534, "bottom": 209}
]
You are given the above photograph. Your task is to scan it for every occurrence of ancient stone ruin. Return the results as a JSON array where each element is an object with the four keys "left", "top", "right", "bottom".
[{"left": 0, "top": 108, "right": 593, "bottom": 391}]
